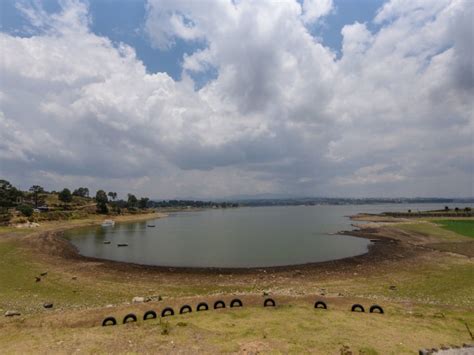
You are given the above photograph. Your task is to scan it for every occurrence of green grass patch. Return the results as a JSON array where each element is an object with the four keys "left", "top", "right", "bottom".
[{"left": 434, "top": 220, "right": 474, "bottom": 238}]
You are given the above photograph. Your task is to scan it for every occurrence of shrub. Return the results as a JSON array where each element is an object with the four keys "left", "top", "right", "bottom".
[{"left": 17, "top": 204, "right": 33, "bottom": 217}]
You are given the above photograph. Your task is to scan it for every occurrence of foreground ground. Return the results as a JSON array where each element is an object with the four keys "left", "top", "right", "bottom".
[{"left": 0, "top": 212, "right": 473, "bottom": 354}]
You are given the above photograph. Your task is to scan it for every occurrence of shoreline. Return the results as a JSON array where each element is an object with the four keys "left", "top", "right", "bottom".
[{"left": 22, "top": 212, "right": 411, "bottom": 275}]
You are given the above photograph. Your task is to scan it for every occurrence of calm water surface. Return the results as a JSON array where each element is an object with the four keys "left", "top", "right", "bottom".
[{"left": 64, "top": 203, "right": 466, "bottom": 268}]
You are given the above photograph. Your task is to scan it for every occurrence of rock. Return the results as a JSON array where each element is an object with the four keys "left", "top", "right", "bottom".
[
  {"left": 71, "top": 276, "right": 77, "bottom": 280},
  {"left": 132, "top": 296, "right": 151, "bottom": 303},
  {"left": 40, "top": 272, "right": 48, "bottom": 277},
  {"left": 35, "top": 277, "right": 41, "bottom": 282},
  {"left": 389, "top": 285, "right": 397, "bottom": 290},
  {"left": 5, "top": 310, "right": 21, "bottom": 317},
  {"left": 263, "top": 291, "right": 269, "bottom": 296},
  {"left": 43, "top": 303, "right": 53, "bottom": 309},
  {"left": 106, "top": 304, "right": 113, "bottom": 308}
]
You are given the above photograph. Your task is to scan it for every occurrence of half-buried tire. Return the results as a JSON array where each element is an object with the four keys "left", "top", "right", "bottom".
[
  {"left": 197, "top": 302, "right": 209, "bottom": 311},
  {"left": 314, "top": 301, "right": 327, "bottom": 309},
  {"left": 214, "top": 300, "right": 225, "bottom": 309},
  {"left": 161, "top": 307, "right": 174, "bottom": 317},
  {"left": 123, "top": 313, "right": 137, "bottom": 324},
  {"left": 230, "top": 299, "right": 243, "bottom": 308},
  {"left": 369, "top": 305, "right": 384, "bottom": 314},
  {"left": 180, "top": 305, "right": 192, "bottom": 314},
  {"left": 143, "top": 310, "right": 157, "bottom": 320},
  {"left": 102, "top": 317, "right": 117, "bottom": 326},
  {"left": 264, "top": 298, "right": 276, "bottom": 307},
  {"left": 351, "top": 304, "right": 365, "bottom": 312}
]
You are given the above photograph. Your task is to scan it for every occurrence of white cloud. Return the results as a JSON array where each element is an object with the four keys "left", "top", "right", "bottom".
[{"left": 0, "top": 0, "right": 472, "bottom": 198}]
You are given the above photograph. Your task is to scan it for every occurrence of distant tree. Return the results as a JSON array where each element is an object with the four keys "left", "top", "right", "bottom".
[
  {"left": 73, "top": 187, "right": 89, "bottom": 198},
  {"left": 17, "top": 204, "right": 33, "bottom": 217},
  {"left": 0, "top": 180, "right": 22, "bottom": 208},
  {"left": 408, "top": 209, "right": 411, "bottom": 213},
  {"left": 138, "top": 197, "right": 149, "bottom": 209},
  {"left": 465, "top": 207, "right": 472, "bottom": 212},
  {"left": 29, "top": 185, "right": 44, "bottom": 208},
  {"left": 444, "top": 206, "right": 449, "bottom": 211},
  {"left": 95, "top": 190, "right": 109, "bottom": 214},
  {"left": 127, "top": 194, "right": 138, "bottom": 209},
  {"left": 58, "top": 188, "right": 73, "bottom": 203},
  {"left": 454, "top": 207, "right": 459, "bottom": 212},
  {"left": 108, "top": 192, "right": 117, "bottom": 201}
]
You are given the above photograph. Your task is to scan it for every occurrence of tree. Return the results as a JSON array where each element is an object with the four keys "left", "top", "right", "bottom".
[
  {"left": 17, "top": 204, "right": 33, "bottom": 217},
  {"left": 95, "top": 190, "right": 109, "bottom": 214},
  {"left": 127, "top": 194, "right": 138, "bottom": 209},
  {"left": 73, "top": 187, "right": 89, "bottom": 198},
  {"left": 0, "top": 180, "right": 22, "bottom": 208},
  {"left": 138, "top": 197, "right": 149, "bottom": 209},
  {"left": 58, "top": 188, "right": 73, "bottom": 203},
  {"left": 29, "top": 185, "right": 44, "bottom": 208},
  {"left": 108, "top": 192, "right": 117, "bottom": 201}
]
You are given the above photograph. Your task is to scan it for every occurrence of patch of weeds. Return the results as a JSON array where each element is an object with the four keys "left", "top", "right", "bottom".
[
  {"left": 176, "top": 322, "right": 187, "bottom": 327},
  {"left": 160, "top": 319, "right": 170, "bottom": 335},
  {"left": 359, "top": 347, "right": 379, "bottom": 355}
]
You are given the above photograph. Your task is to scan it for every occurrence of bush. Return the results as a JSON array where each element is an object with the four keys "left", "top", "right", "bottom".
[{"left": 17, "top": 204, "right": 33, "bottom": 217}]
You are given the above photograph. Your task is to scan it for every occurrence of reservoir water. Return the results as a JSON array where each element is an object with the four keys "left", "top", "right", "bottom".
[{"left": 64, "top": 203, "right": 466, "bottom": 268}]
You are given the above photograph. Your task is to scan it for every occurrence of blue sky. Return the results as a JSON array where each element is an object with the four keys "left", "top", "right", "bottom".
[{"left": 1, "top": 0, "right": 385, "bottom": 80}]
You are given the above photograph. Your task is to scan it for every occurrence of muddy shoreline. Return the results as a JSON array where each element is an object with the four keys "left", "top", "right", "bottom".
[{"left": 25, "top": 213, "right": 419, "bottom": 275}]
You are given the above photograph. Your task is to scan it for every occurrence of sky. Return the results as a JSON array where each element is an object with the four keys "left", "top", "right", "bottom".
[{"left": 0, "top": 0, "right": 472, "bottom": 199}]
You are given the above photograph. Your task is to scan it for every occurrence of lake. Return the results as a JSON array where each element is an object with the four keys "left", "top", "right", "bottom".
[{"left": 64, "top": 203, "right": 466, "bottom": 268}]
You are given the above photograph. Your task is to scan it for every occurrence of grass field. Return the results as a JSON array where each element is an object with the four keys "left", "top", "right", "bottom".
[
  {"left": 434, "top": 219, "right": 474, "bottom": 238},
  {"left": 1, "top": 215, "right": 473, "bottom": 353}
]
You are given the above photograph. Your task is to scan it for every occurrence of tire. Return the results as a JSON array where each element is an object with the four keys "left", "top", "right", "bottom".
[
  {"left": 351, "top": 304, "right": 365, "bottom": 312},
  {"left": 123, "top": 313, "right": 137, "bottom": 324},
  {"left": 214, "top": 300, "right": 226, "bottom": 309},
  {"left": 264, "top": 298, "right": 276, "bottom": 307},
  {"left": 161, "top": 307, "right": 174, "bottom": 317},
  {"left": 179, "top": 305, "right": 192, "bottom": 314},
  {"left": 230, "top": 299, "right": 243, "bottom": 308},
  {"left": 143, "top": 310, "right": 157, "bottom": 320},
  {"left": 369, "top": 305, "right": 384, "bottom": 314},
  {"left": 102, "top": 317, "right": 117, "bottom": 326},
  {"left": 197, "top": 302, "right": 209, "bottom": 311},
  {"left": 314, "top": 301, "right": 327, "bottom": 309}
]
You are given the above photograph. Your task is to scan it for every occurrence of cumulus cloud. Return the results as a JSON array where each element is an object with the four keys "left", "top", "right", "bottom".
[{"left": 0, "top": 0, "right": 472, "bottom": 198}]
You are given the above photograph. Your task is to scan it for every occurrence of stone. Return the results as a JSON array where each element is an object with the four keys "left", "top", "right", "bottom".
[
  {"left": 40, "top": 272, "right": 48, "bottom": 277},
  {"left": 5, "top": 310, "right": 21, "bottom": 317},
  {"left": 43, "top": 303, "right": 53, "bottom": 309},
  {"left": 389, "top": 285, "right": 397, "bottom": 290},
  {"left": 71, "top": 276, "right": 77, "bottom": 280},
  {"left": 132, "top": 297, "right": 145, "bottom": 303}
]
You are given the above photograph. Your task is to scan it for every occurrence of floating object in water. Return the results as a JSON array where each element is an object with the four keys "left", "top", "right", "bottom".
[
  {"left": 117, "top": 243, "right": 128, "bottom": 247},
  {"left": 147, "top": 224, "right": 156, "bottom": 227},
  {"left": 103, "top": 241, "right": 111, "bottom": 244},
  {"left": 101, "top": 220, "right": 115, "bottom": 227}
]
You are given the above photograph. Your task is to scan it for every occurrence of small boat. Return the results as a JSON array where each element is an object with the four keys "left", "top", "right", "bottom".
[
  {"left": 117, "top": 243, "right": 128, "bottom": 247},
  {"left": 103, "top": 241, "right": 111, "bottom": 244},
  {"left": 147, "top": 224, "right": 156, "bottom": 227},
  {"left": 101, "top": 220, "right": 115, "bottom": 227}
]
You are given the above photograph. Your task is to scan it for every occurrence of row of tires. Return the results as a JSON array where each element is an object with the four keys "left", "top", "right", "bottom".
[
  {"left": 101, "top": 299, "right": 383, "bottom": 326},
  {"left": 102, "top": 298, "right": 246, "bottom": 326}
]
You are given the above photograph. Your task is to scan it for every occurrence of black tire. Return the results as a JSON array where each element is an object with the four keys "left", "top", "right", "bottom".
[
  {"left": 314, "top": 301, "right": 327, "bottom": 309},
  {"left": 123, "top": 313, "right": 137, "bottom": 324},
  {"left": 161, "top": 307, "right": 174, "bottom": 317},
  {"left": 102, "top": 317, "right": 117, "bottom": 326},
  {"left": 197, "top": 302, "right": 209, "bottom": 311},
  {"left": 369, "top": 305, "right": 384, "bottom": 314},
  {"left": 180, "top": 305, "right": 192, "bottom": 314},
  {"left": 143, "top": 310, "right": 157, "bottom": 320},
  {"left": 351, "top": 304, "right": 365, "bottom": 312},
  {"left": 264, "top": 298, "right": 276, "bottom": 307},
  {"left": 214, "top": 300, "right": 226, "bottom": 309},
  {"left": 230, "top": 299, "right": 243, "bottom": 308}
]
